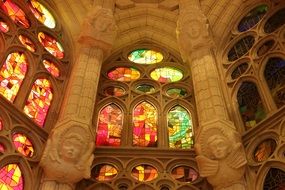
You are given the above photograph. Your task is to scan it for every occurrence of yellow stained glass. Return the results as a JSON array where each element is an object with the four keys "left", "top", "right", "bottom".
[
  {"left": 150, "top": 67, "right": 183, "bottom": 83},
  {"left": 128, "top": 49, "right": 163, "bottom": 64},
  {"left": 131, "top": 164, "right": 158, "bottom": 182},
  {"left": 0, "top": 163, "right": 23, "bottom": 190},
  {"left": 92, "top": 164, "right": 118, "bottom": 181}
]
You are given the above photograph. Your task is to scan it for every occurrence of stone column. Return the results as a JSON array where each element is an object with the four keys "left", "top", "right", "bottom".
[
  {"left": 39, "top": 5, "right": 117, "bottom": 190},
  {"left": 176, "top": 0, "right": 248, "bottom": 189}
]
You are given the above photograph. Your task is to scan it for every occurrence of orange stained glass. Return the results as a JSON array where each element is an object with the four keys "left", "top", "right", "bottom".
[
  {"left": 28, "top": 0, "right": 56, "bottom": 29},
  {"left": 42, "top": 59, "right": 60, "bottom": 77},
  {"left": 0, "top": 21, "right": 9, "bottom": 32},
  {"left": 104, "top": 86, "right": 125, "bottom": 97},
  {"left": 92, "top": 164, "right": 118, "bottom": 181},
  {"left": 133, "top": 102, "right": 157, "bottom": 147},
  {"left": 18, "top": 35, "right": 36, "bottom": 52},
  {"left": 0, "top": 143, "right": 4, "bottom": 153},
  {"left": 12, "top": 133, "right": 34, "bottom": 157},
  {"left": 24, "top": 78, "right": 53, "bottom": 127},
  {"left": 171, "top": 166, "right": 198, "bottom": 182},
  {"left": 38, "top": 32, "right": 64, "bottom": 59},
  {"left": 107, "top": 67, "right": 140, "bottom": 82},
  {"left": 0, "top": 52, "right": 28, "bottom": 102},
  {"left": 0, "top": 163, "right": 24, "bottom": 190},
  {"left": 0, "top": 118, "right": 3, "bottom": 130},
  {"left": 131, "top": 164, "right": 158, "bottom": 182},
  {"left": 0, "top": 0, "right": 30, "bottom": 28}
]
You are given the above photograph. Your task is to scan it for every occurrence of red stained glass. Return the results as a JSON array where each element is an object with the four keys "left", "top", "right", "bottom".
[
  {"left": 0, "top": 163, "right": 24, "bottom": 190},
  {"left": 12, "top": 133, "right": 34, "bottom": 157},
  {"left": 131, "top": 164, "right": 158, "bottom": 182},
  {"left": 18, "top": 35, "right": 36, "bottom": 52},
  {"left": 171, "top": 166, "right": 198, "bottom": 182},
  {"left": 38, "top": 32, "right": 64, "bottom": 59},
  {"left": 0, "top": 52, "right": 28, "bottom": 102},
  {"left": 92, "top": 164, "right": 118, "bottom": 181},
  {"left": 133, "top": 102, "right": 157, "bottom": 147},
  {"left": 0, "top": 143, "right": 5, "bottom": 153},
  {"left": 107, "top": 67, "right": 140, "bottom": 82},
  {"left": 0, "top": 118, "right": 3, "bottom": 130},
  {"left": 96, "top": 104, "right": 123, "bottom": 146},
  {"left": 0, "top": 21, "right": 9, "bottom": 33},
  {"left": 24, "top": 79, "right": 53, "bottom": 127},
  {"left": 0, "top": 0, "right": 30, "bottom": 28},
  {"left": 42, "top": 60, "right": 60, "bottom": 77}
]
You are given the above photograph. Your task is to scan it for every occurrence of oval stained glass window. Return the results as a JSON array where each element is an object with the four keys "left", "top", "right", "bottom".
[
  {"left": 28, "top": 0, "right": 56, "bottom": 29},
  {"left": 131, "top": 164, "right": 158, "bottom": 182},
  {"left": 257, "top": 40, "right": 275, "bottom": 57},
  {"left": 231, "top": 63, "right": 249, "bottom": 80},
  {"left": 38, "top": 32, "right": 64, "bottom": 59},
  {"left": 135, "top": 84, "right": 155, "bottom": 94},
  {"left": 12, "top": 133, "right": 34, "bottom": 157},
  {"left": 128, "top": 49, "right": 163, "bottom": 64},
  {"left": 254, "top": 139, "right": 276, "bottom": 162},
  {"left": 104, "top": 86, "right": 125, "bottom": 97},
  {"left": 0, "top": 163, "right": 24, "bottom": 190},
  {"left": 107, "top": 67, "right": 140, "bottom": 82},
  {"left": 0, "top": 1, "right": 30, "bottom": 28},
  {"left": 264, "top": 8, "right": 285, "bottom": 33},
  {"left": 0, "top": 21, "right": 9, "bottom": 33},
  {"left": 42, "top": 60, "right": 60, "bottom": 77},
  {"left": 150, "top": 67, "right": 183, "bottom": 83},
  {"left": 238, "top": 5, "right": 268, "bottom": 32},
  {"left": 171, "top": 166, "right": 198, "bottom": 182},
  {"left": 91, "top": 164, "right": 118, "bottom": 181},
  {"left": 18, "top": 35, "right": 36, "bottom": 52},
  {"left": 166, "top": 88, "right": 187, "bottom": 98},
  {"left": 228, "top": 36, "right": 255, "bottom": 62}
]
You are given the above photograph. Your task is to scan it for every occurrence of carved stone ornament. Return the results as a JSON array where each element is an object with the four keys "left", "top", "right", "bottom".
[{"left": 195, "top": 120, "right": 247, "bottom": 190}]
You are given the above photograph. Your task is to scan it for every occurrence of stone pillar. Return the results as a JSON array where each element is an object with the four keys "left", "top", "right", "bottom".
[
  {"left": 176, "top": 1, "right": 248, "bottom": 189},
  {"left": 39, "top": 5, "right": 117, "bottom": 190}
]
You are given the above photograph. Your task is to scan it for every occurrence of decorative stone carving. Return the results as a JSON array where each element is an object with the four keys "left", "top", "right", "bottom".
[{"left": 195, "top": 120, "right": 247, "bottom": 190}]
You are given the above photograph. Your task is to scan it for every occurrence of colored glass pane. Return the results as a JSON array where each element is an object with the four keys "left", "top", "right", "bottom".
[
  {"left": 131, "top": 164, "right": 158, "bottom": 182},
  {"left": 166, "top": 88, "right": 187, "bottom": 98},
  {"left": 133, "top": 102, "right": 157, "bottom": 147},
  {"left": 228, "top": 36, "right": 255, "bottom": 61},
  {"left": 38, "top": 32, "right": 64, "bottom": 59},
  {"left": 0, "top": 118, "right": 2, "bottom": 130},
  {"left": 0, "top": 0, "right": 29, "bottom": 28},
  {"left": 238, "top": 5, "right": 268, "bottom": 32},
  {"left": 0, "top": 21, "right": 9, "bottom": 33},
  {"left": 24, "top": 78, "right": 53, "bottom": 127},
  {"left": 42, "top": 60, "right": 60, "bottom": 77},
  {"left": 231, "top": 63, "right": 249, "bottom": 80},
  {"left": 264, "top": 168, "right": 285, "bottom": 190},
  {"left": 0, "top": 52, "right": 28, "bottom": 102},
  {"left": 257, "top": 40, "right": 274, "bottom": 57},
  {"left": 150, "top": 67, "right": 183, "bottom": 83},
  {"left": 104, "top": 86, "right": 125, "bottom": 97},
  {"left": 128, "top": 49, "right": 163, "bottom": 64},
  {"left": 91, "top": 164, "right": 118, "bottom": 181},
  {"left": 28, "top": 0, "right": 56, "bottom": 29},
  {"left": 171, "top": 166, "right": 198, "bottom": 182},
  {"left": 254, "top": 139, "right": 276, "bottom": 162},
  {"left": 12, "top": 133, "right": 34, "bottom": 158},
  {"left": 18, "top": 35, "right": 36, "bottom": 52},
  {"left": 168, "top": 106, "right": 193, "bottom": 149},
  {"left": 96, "top": 104, "right": 123, "bottom": 146},
  {"left": 135, "top": 84, "right": 155, "bottom": 94},
  {"left": 264, "top": 8, "right": 285, "bottom": 33},
  {"left": 0, "top": 163, "right": 23, "bottom": 190},
  {"left": 0, "top": 143, "right": 4, "bottom": 153},
  {"left": 107, "top": 67, "right": 140, "bottom": 82}
]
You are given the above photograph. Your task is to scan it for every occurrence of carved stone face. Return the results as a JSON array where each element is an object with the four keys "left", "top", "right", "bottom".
[
  {"left": 207, "top": 135, "right": 230, "bottom": 159},
  {"left": 61, "top": 137, "right": 82, "bottom": 162}
]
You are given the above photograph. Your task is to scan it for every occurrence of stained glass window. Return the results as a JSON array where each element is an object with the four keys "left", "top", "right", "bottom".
[
  {"left": 257, "top": 40, "right": 274, "bottom": 57},
  {"left": 18, "top": 35, "right": 36, "bottom": 52},
  {"left": 28, "top": 0, "right": 56, "bottom": 29},
  {"left": 238, "top": 5, "right": 268, "bottom": 32},
  {"left": 168, "top": 106, "right": 193, "bottom": 149},
  {"left": 231, "top": 63, "right": 249, "bottom": 80},
  {"left": 135, "top": 84, "right": 155, "bottom": 94},
  {"left": 104, "top": 86, "right": 125, "bottom": 97},
  {"left": 12, "top": 133, "right": 34, "bottom": 158},
  {"left": 0, "top": 118, "right": 3, "bottom": 130},
  {"left": 128, "top": 49, "right": 163, "bottom": 64},
  {"left": 264, "top": 8, "right": 285, "bottom": 33},
  {"left": 133, "top": 102, "right": 157, "bottom": 147},
  {"left": 0, "top": 143, "right": 5, "bottom": 153},
  {"left": 0, "top": 163, "right": 24, "bottom": 190},
  {"left": 0, "top": 0, "right": 30, "bottom": 28},
  {"left": 131, "top": 164, "right": 158, "bottom": 182},
  {"left": 91, "top": 164, "right": 118, "bottom": 181},
  {"left": 0, "top": 52, "right": 28, "bottom": 102},
  {"left": 96, "top": 104, "right": 123, "bottom": 146},
  {"left": 263, "top": 168, "right": 285, "bottom": 190},
  {"left": 108, "top": 67, "right": 140, "bottom": 82},
  {"left": 150, "top": 67, "right": 183, "bottom": 83},
  {"left": 237, "top": 82, "right": 266, "bottom": 128},
  {"left": 42, "top": 60, "right": 60, "bottom": 77},
  {"left": 166, "top": 88, "right": 187, "bottom": 98},
  {"left": 38, "top": 32, "right": 64, "bottom": 59},
  {"left": 23, "top": 78, "right": 53, "bottom": 126},
  {"left": 228, "top": 36, "right": 255, "bottom": 61},
  {"left": 264, "top": 57, "right": 285, "bottom": 108},
  {"left": 254, "top": 139, "right": 276, "bottom": 162},
  {"left": 171, "top": 166, "right": 198, "bottom": 182},
  {"left": 0, "top": 21, "right": 9, "bottom": 33}
]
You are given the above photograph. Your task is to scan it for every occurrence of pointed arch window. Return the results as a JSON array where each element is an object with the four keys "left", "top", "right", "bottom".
[
  {"left": 263, "top": 168, "right": 285, "bottom": 189},
  {"left": 0, "top": 163, "right": 24, "bottom": 190}
]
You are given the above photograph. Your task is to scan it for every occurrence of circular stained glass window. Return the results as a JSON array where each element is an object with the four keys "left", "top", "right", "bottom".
[
  {"left": 43, "top": 59, "right": 60, "bottom": 77},
  {"left": 128, "top": 49, "right": 163, "bottom": 64},
  {"left": 104, "top": 86, "right": 125, "bottom": 96},
  {"left": 135, "top": 84, "right": 155, "bottom": 94},
  {"left": 91, "top": 164, "right": 118, "bottom": 181},
  {"left": 108, "top": 67, "right": 140, "bottom": 82},
  {"left": 18, "top": 35, "right": 36, "bottom": 52},
  {"left": 171, "top": 166, "right": 198, "bottom": 182},
  {"left": 38, "top": 32, "right": 64, "bottom": 59},
  {"left": 150, "top": 67, "right": 183, "bottom": 83},
  {"left": 131, "top": 164, "right": 158, "bottom": 182},
  {"left": 166, "top": 88, "right": 188, "bottom": 98},
  {"left": 254, "top": 139, "right": 276, "bottom": 162},
  {"left": 12, "top": 133, "right": 34, "bottom": 158}
]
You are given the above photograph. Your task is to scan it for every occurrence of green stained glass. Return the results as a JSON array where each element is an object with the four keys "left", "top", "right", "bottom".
[
  {"left": 135, "top": 84, "right": 155, "bottom": 94},
  {"left": 104, "top": 86, "right": 125, "bottom": 97},
  {"left": 168, "top": 106, "right": 193, "bottom": 149},
  {"left": 128, "top": 49, "right": 163, "bottom": 64},
  {"left": 150, "top": 67, "right": 183, "bottom": 83},
  {"left": 166, "top": 88, "right": 187, "bottom": 98},
  {"left": 107, "top": 67, "right": 140, "bottom": 82}
]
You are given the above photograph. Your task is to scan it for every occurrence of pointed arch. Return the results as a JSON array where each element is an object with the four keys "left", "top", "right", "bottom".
[{"left": 263, "top": 168, "right": 285, "bottom": 189}]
